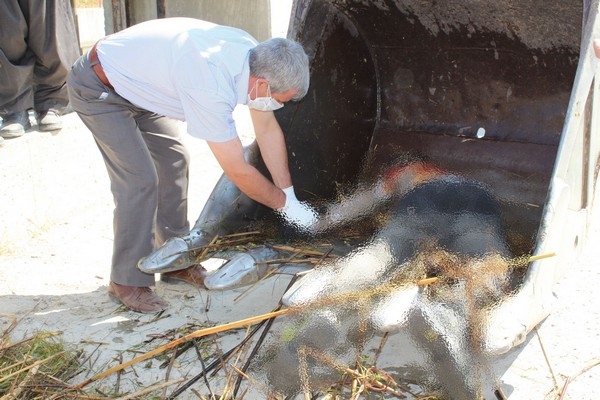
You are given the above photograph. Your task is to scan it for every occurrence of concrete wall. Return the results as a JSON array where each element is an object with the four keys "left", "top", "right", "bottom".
[
  {"left": 74, "top": 7, "right": 105, "bottom": 52},
  {"left": 103, "top": 0, "right": 271, "bottom": 41},
  {"left": 270, "top": 0, "right": 293, "bottom": 38}
]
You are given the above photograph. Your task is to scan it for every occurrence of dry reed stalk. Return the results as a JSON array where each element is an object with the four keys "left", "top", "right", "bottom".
[
  {"left": 299, "top": 345, "right": 408, "bottom": 399},
  {"left": 535, "top": 326, "right": 559, "bottom": 390},
  {"left": 192, "top": 231, "right": 259, "bottom": 257},
  {"left": 221, "top": 339, "right": 254, "bottom": 400},
  {"left": 271, "top": 245, "right": 330, "bottom": 257},
  {"left": 222, "top": 231, "right": 262, "bottom": 238},
  {"left": 373, "top": 332, "right": 389, "bottom": 365},
  {"left": 0, "top": 351, "right": 67, "bottom": 385},
  {"left": 0, "top": 358, "right": 31, "bottom": 376},
  {"left": 256, "top": 258, "right": 325, "bottom": 265},
  {"left": 0, "top": 314, "right": 17, "bottom": 349},
  {"left": 195, "top": 234, "right": 220, "bottom": 262},
  {"left": 558, "top": 358, "right": 600, "bottom": 400},
  {"left": 71, "top": 308, "right": 292, "bottom": 392},
  {"left": 415, "top": 252, "right": 556, "bottom": 286},
  {"left": 416, "top": 277, "right": 439, "bottom": 286},
  {"left": 230, "top": 364, "right": 251, "bottom": 382},
  {"left": 50, "top": 394, "right": 107, "bottom": 400},
  {"left": 3, "top": 363, "right": 39, "bottom": 400},
  {"left": 114, "top": 377, "right": 185, "bottom": 400},
  {"left": 0, "top": 335, "right": 81, "bottom": 400},
  {"left": 528, "top": 252, "right": 556, "bottom": 261},
  {"left": 0, "top": 331, "right": 61, "bottom": 354},
  {"left": 190, "top": 231, "right": 264, "bottom": 258},
  {"left": 217, "top": 327, "right": 252, "bottom": 399}
]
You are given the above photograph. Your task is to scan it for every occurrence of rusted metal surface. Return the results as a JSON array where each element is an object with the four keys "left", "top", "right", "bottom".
[{"left": 275, "top": 0, "right": 581, "bottom": 205}]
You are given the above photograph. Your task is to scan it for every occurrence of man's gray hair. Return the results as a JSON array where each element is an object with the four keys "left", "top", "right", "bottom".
[{"left": 249, "top": 38, "right": 310, "bottom": 101}]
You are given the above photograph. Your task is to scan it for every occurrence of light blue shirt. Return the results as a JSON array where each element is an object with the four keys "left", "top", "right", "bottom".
[{"left": 97, "top": 18, "right": 256, "bottom": 142}]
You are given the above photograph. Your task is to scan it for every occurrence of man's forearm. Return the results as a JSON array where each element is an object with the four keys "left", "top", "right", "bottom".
[
  {"left": 207, "top": 138, "right": 286, "bottom": 209},
  {"left": 250, "top": 109, "right": 292, "bottom": 189},
  {"left": 226, "top": 163, "right": 286, "bottom": 209}
]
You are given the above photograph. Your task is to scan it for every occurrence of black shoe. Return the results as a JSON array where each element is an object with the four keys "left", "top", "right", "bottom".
[{"left": 0, "top": 111, "right": 31, "bottom": 138}]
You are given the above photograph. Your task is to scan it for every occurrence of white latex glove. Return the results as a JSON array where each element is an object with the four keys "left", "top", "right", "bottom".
[{"left": 277, "top": 186, "right": 318, "bottom": 231}]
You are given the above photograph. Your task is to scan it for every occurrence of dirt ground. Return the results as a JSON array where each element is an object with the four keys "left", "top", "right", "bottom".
[{"left": 1, "top": 111, "right": 599, "bottom": 399}]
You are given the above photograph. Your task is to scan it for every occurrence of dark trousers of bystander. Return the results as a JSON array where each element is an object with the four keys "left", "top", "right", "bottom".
[{"left": 0, "top": 0, "right": 80, "bottom": 117}]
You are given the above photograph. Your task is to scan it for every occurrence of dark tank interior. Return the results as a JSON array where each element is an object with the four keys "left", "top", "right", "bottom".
[{"left": 266, "top": 0, "right": 583, "bottom": 255}]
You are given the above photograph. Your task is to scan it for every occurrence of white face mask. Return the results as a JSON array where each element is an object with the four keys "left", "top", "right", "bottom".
[{"left": 247, "top": 81, "right": 284, "bottom": 111}]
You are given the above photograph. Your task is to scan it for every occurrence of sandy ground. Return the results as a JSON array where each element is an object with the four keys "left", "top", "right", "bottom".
[{"left": 1, "top": 112, "right": 600, "bottom": 399}]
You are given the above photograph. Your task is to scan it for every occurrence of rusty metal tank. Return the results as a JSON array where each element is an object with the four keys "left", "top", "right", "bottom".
[{"left": 280, "top": 0, "right": 584, "bottom": 241}]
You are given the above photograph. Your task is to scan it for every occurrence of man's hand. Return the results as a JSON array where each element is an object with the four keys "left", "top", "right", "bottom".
[{"left": 277, "top": 186, "right": 317, "bottom": 231}]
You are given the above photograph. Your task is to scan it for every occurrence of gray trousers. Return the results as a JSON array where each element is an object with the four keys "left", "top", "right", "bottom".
[
  {"left": 67, "top": 50, "right": 190, "bottom": 287},
  {"left": 0, "top": 0, "right": 80, "bottom": 115}
]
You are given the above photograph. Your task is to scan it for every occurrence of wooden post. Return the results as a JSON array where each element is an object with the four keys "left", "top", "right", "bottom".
[
  {"left": 111, "top": 0, "right": 127, "bottom": 32},
  {"left": 157, "top": 0, "right": 167, "bottom": 18}
]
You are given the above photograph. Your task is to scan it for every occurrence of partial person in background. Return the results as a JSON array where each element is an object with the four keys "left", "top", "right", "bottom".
[
  {"left": 0, "top": 0, "right": 80, "bottom": 138},
  {"left": 67, "top": 17, "right": 317, "bottom": 313}
]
